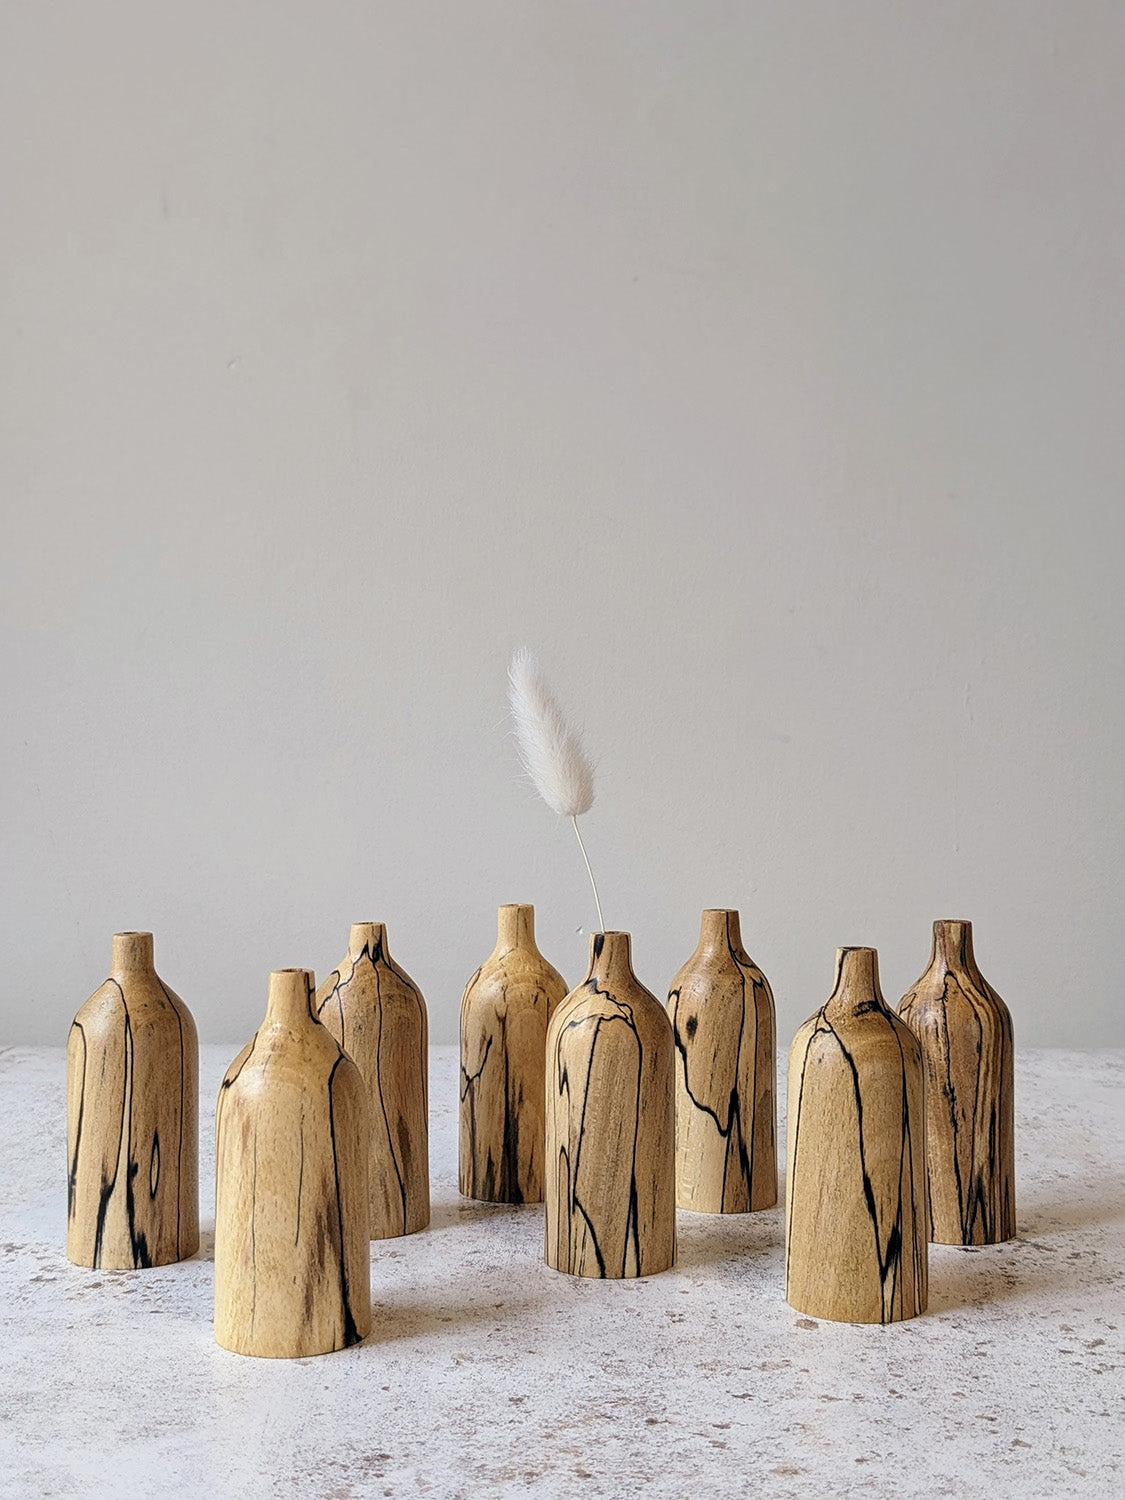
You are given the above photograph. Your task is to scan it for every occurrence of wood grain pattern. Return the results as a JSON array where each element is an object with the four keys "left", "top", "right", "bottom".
[
  {"left": 668, "top": 909, "right": 777, "bottom": 1214},
  {"left": 66, "top": 932, "right": 199, "bottom": 1269},
  {"left": 214, "top": 969, "right": 371, "bottom": 1358},
  {"left": 545, "top": 931, "right": 676, "bottom": 1279},
  {"left": 899, "top": 920, "right": 1015, "bottom": 1246},
  {"left": 459, "top": 904, "right": 568, "bottom": 1204},
  {"left": 315, "top": 924, "right": 429, "bottom": 1239},
  {"left": 786, "top": 947, "right": 929, "bottom": 1324}
]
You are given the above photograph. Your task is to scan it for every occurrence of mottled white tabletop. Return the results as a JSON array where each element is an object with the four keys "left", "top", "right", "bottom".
[{"left": 1, "top": 1045, "right": 1122, "bottom": 1499}]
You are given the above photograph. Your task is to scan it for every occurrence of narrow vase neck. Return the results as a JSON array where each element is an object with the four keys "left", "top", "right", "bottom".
[
  {"left": 929, "top": 919, "right": 977, "bottom": 975},
  {"left": 697, "top": 909, "right": 741, "bottom": 958},
  {"left": 495, "top": 904, "right": 536, "bottom": 956},
  {"left": 825, "top": 947, "right": 887, "bottom": 1019},
  {"left": 111, "top": 931, "right": 154, "bottom": 977},
  {"left": 347, "top": 923, "right": 388, "bottom": 962},
  {"left": 264, "top": 969, "right": 317, "bottom": 1027},
  {"left": 586, "top": 931, "right": 637, "bottom": 993}
]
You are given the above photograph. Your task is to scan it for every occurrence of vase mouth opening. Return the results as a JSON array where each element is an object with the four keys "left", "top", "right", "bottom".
[{"left": 112, "top": 931, "right": 154, "bottom": 968}]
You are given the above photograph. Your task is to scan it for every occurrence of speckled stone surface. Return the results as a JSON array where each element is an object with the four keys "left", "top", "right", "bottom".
[{"left": 2, "top": 1045, "right": 1122, "bottom": 1498}]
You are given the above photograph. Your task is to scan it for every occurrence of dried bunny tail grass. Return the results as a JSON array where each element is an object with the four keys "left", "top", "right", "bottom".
[
  {"left": 508, "top": 648, "right": 594, "bottom": 818},
  {"left": 507, "top": 648, "right": 605, "bottom": 931}
]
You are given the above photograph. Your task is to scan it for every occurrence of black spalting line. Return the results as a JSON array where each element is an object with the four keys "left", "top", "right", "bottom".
[
  {"left": 458, "top": 1016, "right": 493, "bottom": 1195},
  {"left": 156, "top": 975, "right": 188, "bottom": 1253},
  {"left": 369, "top": 957, "right": 409, "bottom": 1232},
  {"left": 219, "top": 1032, "right": 259, "bottom": 1092},
  {"left": 89, "top": 985, "right": 129, "bottom": 1267},
  {"left": 120, "top": 1009, "right": 153, "bottom": 1269},
  {"left": 294, "top": 1127, "right": 305, "bottom": 1246},
  {"left": 553, "top": 1009, "right": 607, "bottom": 1277},
  {"left": 326, "top": 1054, "right": 363, "bottom": 1349},
  {"left": 67, "top": 1020, "right": 88, "bottom": 1225},
  {"left": 315, "top": 963, "right": 350, "bottom": 1051}
]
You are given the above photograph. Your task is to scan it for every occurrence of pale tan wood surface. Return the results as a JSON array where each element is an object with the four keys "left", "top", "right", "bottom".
[
  {"left": 66, "top": 932, "right": 199, "bottom": 1269},
  {"left": 786, "top": 947, "right": 929, "bottom": 1324},
  {"left": 545, "top": 931, "right": 676, "bottom": 1279},
  {"left": 316, "top": 924, "right": 429, "bottom": 1239},
  {"left": 213, "top": 969, "right": 371, "bottom": 1358},
  {"left": 459, "top": 904, "right": 568, "bottom": 1204},
  {"left": 668, "top": 909, "right": 777, "bottom": 1214},
  {"left": 899, "top": 919, "right": 1016, "bottom": 1246}
]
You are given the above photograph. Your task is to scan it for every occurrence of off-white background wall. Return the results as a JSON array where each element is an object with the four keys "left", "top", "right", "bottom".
[{"left": 2, "top": 2, "right": 1122, "bottom": 1049}]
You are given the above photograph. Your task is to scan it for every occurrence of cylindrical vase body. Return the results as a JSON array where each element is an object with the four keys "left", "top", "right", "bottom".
[
  {"left": 668, "top": 909, "right": 777, "bottom": 1213},
  {"left": 545, "top": 932, "right": 676, "bottom": 1278},
  {"left": 460, "top": 904, "right": 568, "bottom": 1203},
  {"left": 899, "top": 920, "right": 1015, "bottom": 1245},
  {"left": 786, "top": 947, "right": 928, "bottom": 1324},
  {"left": 66, "top": 932, "right": 199, "bottom": 1269},
  {"left": 316, "top": 924, "right": 430, "bottom": 1239},
  {"left": 214, "top": 969, "right": 372, "bottom": 1357}
]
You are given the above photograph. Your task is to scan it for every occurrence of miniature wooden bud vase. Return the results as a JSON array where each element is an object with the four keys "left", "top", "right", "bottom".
[
  {"left": 459, "top": 904, "right": 568, "bottom": 1203},
  {"left": 899, "top": 920, "right": 1015, "bottom": 1245},
  {"left": 545, "top": 931, "right": 676, "bottom": 1278},
  {"left": 668, "top": 909, "right": 777, "bottom": 1213},
  {"left": 66, "top": 932, "right": 199, "bottom": 1269},
  {"left": 315, "top": 924, "right": 430, "bottom": 1239},
  {"left": 214, "top": 969, "right": 372, "bottom": 1358},
  {"left": 786, "top": 947, "right": 928, "bottom": 1324}
]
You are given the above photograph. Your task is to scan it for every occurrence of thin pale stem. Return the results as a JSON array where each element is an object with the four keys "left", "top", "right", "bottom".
[{"left": 571, "top": 815, "right": 606, "bottom": 933}]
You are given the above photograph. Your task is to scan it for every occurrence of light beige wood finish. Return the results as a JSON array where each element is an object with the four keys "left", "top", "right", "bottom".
[
  {"left": 459, "top": 904, "right": 568, "bottom": 1204},
  {"left": 66, "top": 932, "right": 199, "bottom": 1269},
  {"left": 668, "top": 909, "right": 777, "bottom": 1214},
  {"left": 899, "top": 920, "right": 1015, "bottom": 1246},
  {"left": 315, "top": 924, "right": 429, "bottom": 1239},
  {"left": 214, "top": 969, "right": 371, "bottom": 1358},
  {"left": 786, "top": 947, "right": 929, "bottom": 1324},
  {"left": 545, "top": 931, "right": 676, "bottom": 1279}
]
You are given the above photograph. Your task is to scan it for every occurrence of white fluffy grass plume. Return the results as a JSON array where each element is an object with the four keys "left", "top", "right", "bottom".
[
  {"left": 507, "top": 648, "right": 605, "bottom": 930},
  {"left": 507, "top": 648, "right": 594, "bottom": 818}
]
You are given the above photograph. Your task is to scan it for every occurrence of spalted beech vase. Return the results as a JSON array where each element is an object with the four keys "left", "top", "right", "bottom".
[
  {"left": 668, "top": 909, "right": 777, "bottom": 1213},
  {"left": 899, "top": 920, "right": 1015, "bottom": 1246},
  {"left": 460, "top": 904, "right": 568, "bottom": 1203},
  {"left": 214, "top": 969, "right": 371, "bottom": 1358},
  {"left": 786, "top": 947, "right": 929, "bottom": 1324},
  {"left": 316, "top": 924, "right": 430, "bottom": 1239},
  {"left": 545, "top": 932, "right": 676, "bottom": 1279},
  {"left": 66, "top": 932, "right": 199, "bottom": 1269}
]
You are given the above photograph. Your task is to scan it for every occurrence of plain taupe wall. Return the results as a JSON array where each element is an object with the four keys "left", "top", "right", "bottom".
[{"left": 2, "top": 2, "right": 1122, "bottom": 1047}]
